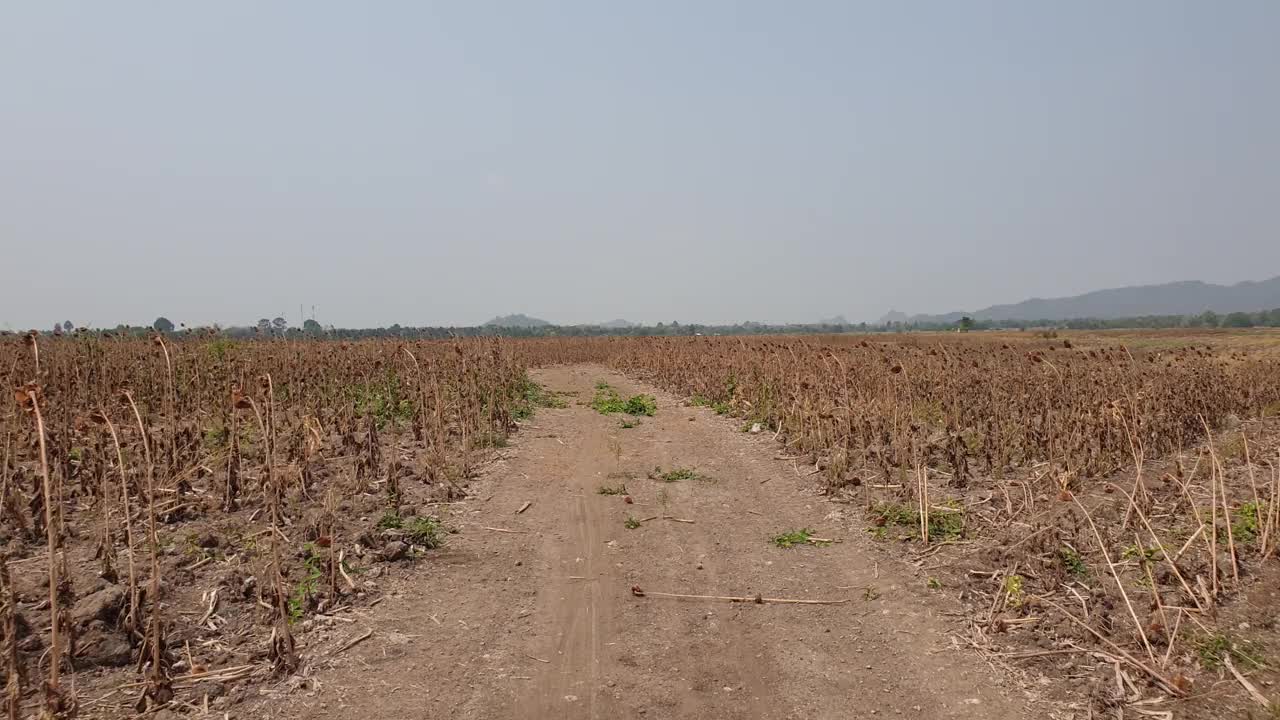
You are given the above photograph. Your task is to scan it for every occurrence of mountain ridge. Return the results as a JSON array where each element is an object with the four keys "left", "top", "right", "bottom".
[
  {"left": 483, "top": 313, "right": 552, "bottom": 328},
  {"left": 883, "top": 276, "right": 1280, "bottom": 325}
]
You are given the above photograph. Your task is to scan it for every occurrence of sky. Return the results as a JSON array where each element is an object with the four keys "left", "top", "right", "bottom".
[{"left": 2, "top": 1, "right": 1278, "bottom": 330}]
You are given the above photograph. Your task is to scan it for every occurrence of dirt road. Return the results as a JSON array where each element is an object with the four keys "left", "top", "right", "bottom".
[{"left": 252, "top": 366, "right": 1031, "bottom": 719}]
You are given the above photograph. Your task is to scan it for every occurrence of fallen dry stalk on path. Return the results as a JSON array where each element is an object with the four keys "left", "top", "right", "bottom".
[
  {"left": 638, "top": 515, "right": 695, "bottom": 524},
  {"left": 1223, "top": 656, "right": 1272, "bottom": 708},
  {"left": 630, "top": 585, "right": 848, "bottom": 605},
  {"left": 331, "top": 630, "right": 374, "bottom": 657}
]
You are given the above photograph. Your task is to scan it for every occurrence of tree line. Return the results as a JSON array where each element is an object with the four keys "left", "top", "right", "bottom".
[{"left": 12, "top": 307, "right": 1280, "bottom": 340}]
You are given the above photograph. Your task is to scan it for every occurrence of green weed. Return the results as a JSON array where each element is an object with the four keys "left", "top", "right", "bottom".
[
  {"left": 376, "top": 511, "right": 403, "bottom": 531},
  {"left": 650, "top": 466, "right": 699, "bottom": 483},
  {"left": 202, "top": 424, "right": 230, "bottom": 448},
  {"left": 624, "top": 394, "right": 657, "bottom": 416},
  {"left": 1122, "top": 544, "right": 1161, "bottom": 563},
  {"left": 351, "top": 374, "right": 414, "bottom": 429},
  {"left": 1059, "top": 547, "right": 1088, "bottom": 577},
  {"left": 208, "top": 338, "right": 236, "bottom": 362},
  {"left": 1233, "top": 502, "right": 1263, "bottom": 544},
  {"left": 1195, "top": 633, "right": 1266, "bottom": 670},
  {"left": 376, "top": 511, "right": 445, "bottom": 549},
  {"left": 511, "top": 377, "right": 567, "bottom": 420},
  {"left": 771, "top": 528, "right": 827, "bottom": 548},
  {"left": 1002, "top": 574, "right": 1025, "bottom": 608},
  {"left": 406, "top": 516, "right": 445, "bottom": 549},
  {"left": 591, "top": 383, "right": 657, "bottom": 416},
  {"left": 287, "top": 546, "right": 325, "bottom": 624},
  {"left": 869, "top": 501, "right": 964, "bottom": 541}
]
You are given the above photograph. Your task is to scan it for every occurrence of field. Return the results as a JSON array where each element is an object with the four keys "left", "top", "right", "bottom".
[{"left": 3, "top": 330, "right": 1280, "bottom": 718}]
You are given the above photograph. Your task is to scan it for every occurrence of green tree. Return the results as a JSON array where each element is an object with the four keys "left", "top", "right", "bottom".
[
  {"left": 302, "top": 318, "right": 323, "bottom": 335},
  {"left": 1194, "top": 310, "right": 1220, "bottom": 328},
  {"left": 1222, "top": 311, "right": 1255, "bottom": 328},
  {"left": 958, "top": 316, "right": 974, "bottom": 332},
  {"left": 153, "top": 317, "right": 175, "bottom": 333}
]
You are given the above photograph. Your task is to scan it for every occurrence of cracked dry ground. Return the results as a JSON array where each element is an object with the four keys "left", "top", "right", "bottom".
[{"left": 249, "top": 366, "right": 1033, "bottom": 719}]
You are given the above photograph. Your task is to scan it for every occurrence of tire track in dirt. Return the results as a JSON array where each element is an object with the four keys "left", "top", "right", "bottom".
[
  {"left": 247, "top": 365, "right": 1037, "bottom": 720},
  {"left": 523, "top": 420, "right": 618, "bottom": 718}
]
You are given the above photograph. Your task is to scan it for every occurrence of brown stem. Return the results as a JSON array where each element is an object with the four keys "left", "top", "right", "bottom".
[
  {"left": 24, "top": 389, "right": 63, "bottom": 694},
  {"left": 121, "top": 392, "right": 164, "bottom": 683},
  {"left": 99, "top": 408, "right": 139, "bottom": 633}
]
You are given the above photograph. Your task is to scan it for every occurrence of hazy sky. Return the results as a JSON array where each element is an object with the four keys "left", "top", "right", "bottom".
[{"left": 3, "top": 2, "right": 1278, "bottom": 329}]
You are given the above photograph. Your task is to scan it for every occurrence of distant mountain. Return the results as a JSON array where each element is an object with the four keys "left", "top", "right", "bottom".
[
  {"left": 877, "top": 310, "right": 910, "bottom": 325},
  {"left": 898, "top": 276, "right": 1280, "bottom": 325},
  {"left": 596, "top": 319, "right": 636, "bottom": 329},
  {"left": 483, "top": 314, "right": 552, "bottom": 328}
]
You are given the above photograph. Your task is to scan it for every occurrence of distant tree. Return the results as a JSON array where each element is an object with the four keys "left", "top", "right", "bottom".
[
  {"left": 1194, "top": 310, "right": 1220, "bottom": 328},
  {"left": 302, "top": 318, "right": 323, "bottom": 335},
  {"left": 958, "top": 316, "right": 974, "bottom": 332},
  {"left": 271, "top": 317, "right": 288, "bottom": 334},
  {"left": 1222, "top": 311, "right": 1255, "bottom": 328},
  {"left": 153, "top": 317, "right": 175, "bottom": 333},
  {"left": 62, "top": 321, "right": 74, "bottom": 333},
  {"left": 256, "top": 318, "right": 271, "bottom": 334}
]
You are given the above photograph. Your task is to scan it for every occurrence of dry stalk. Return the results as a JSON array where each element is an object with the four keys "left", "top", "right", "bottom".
[
  {"left": 225, "top": 392, "right": 241, "bottom": 511},
  {"left": 1135, "top": 532, "right": 1170, "bottom": 665},
  {"left": 1037, "top": 595, "right": 1185, "bottom": 697},
  {"left": 250, "top": 375, "right": 297, "bottom": 676},
  {"left": 16, "top": 385, "right": 74, "bottom": 717},
  {"left": 1242, "top": 434, "right": 1265, "bottom": 553},
  {"left": 23, "top": 333, "right": 39, "bottom": 377},
  {"left": 92, "top": 408, "right": 140, "bottom": 636},
  {"left": 1108, "top": 483, "right": 1204, "bottom": 613},
  {"left": 630, "top": 586, "right": 848, "bottom": 605},
  {"left": 1201, "top": 420, "right": 1240, "bottom": 588},
  {"left": 1265, "top": 454, "right": 1279, "bottom": 560},
  {"left": 1070, "top": 494, "right": 1157, "bottom": 666},
  {"left": 121, "top": 390, "right": 171, "bottom": 708},
  {"left": 1, "top": 557, "right": 22, "bottom": 720},
  {"left": 917, "top": 460, "right": 929, "bottom": 547},
  {"left": 1118, "top": 412, "right": 1147, "bottom": 530},
  {"left": 1223, "top": 655, "right": 1273, "bottom": 708},
  {"left": 152, "top": 334, "right": 178, "bottom": 476},
  {"left": 1204, "top": 432, "right": 1220, "bottom": 598}
]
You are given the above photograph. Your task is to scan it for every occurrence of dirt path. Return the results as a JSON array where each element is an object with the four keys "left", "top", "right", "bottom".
[{"left": 250, "top": 366, "right": 1033, "bottom": 719}]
